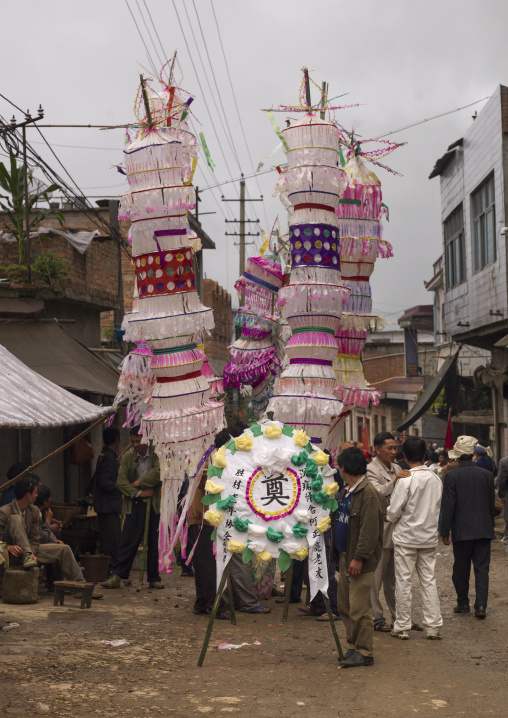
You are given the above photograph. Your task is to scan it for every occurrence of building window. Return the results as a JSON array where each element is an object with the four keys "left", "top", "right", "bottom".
[
  {"left": 471, "top": 174, "right": 496, "bottom": 271},
  {"left": 381, "top": 415, "right": 387, "bottom": 433},
  {"left": 444, "top": 204, "right": 464, "bottom": 288}
]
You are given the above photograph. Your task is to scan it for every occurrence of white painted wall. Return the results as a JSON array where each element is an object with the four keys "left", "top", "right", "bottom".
[{"left": 440, "top": 86, "right": 507, "bottom": 334}]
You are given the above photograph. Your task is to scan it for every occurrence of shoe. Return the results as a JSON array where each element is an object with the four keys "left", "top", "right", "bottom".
[
  {"left": 391, "top": 629, "right": 410, "bottom": 640},
  {"left": 271, "top": 586, "right": 285, "bottom": 597},
  {"left": 340, "top": 650, "right": 374, "bottom": 668},
  {"left": 373, "top": 619, "right": 392, "bottom": 632},
  {"left": 193, "top": 607, "right": 208, "bottom": 615},
  {"left": 240, "top": 605, "right": 271, "bottom": 614},
  {"left": 298, "top": 606, "right": 324, "bottom": 617},
  {"left": 21, "top": 553, "right": 37, "bottom": 570},
  {"left": 216, "top": 610, "right": 231, "bottom": 621},
  {"left": 181, "top": 570, "right": 194, "bottom": 578},
  {"left": 101, "top": 574, "right": 122, "bottom": 589},
  {"left": 339, "top": 648, "right": 355, "bottom": 662},
  {"left": 475, "top": 606, "right": 486, "bottom": 619},
  {"left": 426, "top": 632, "right": 443, "bottom": 640},
  {"left": 148, "top": 581, "right": 164, "bottom": 589},
  {"left": 316, "top": 613, "right": 341, "bottom": 621},
  {"left": 453, "top": 604, "right": 470, "bottom": 613},
  {"left": 275, "top": 597, "right": 301, "bottom": 604},
  {"left": 411, "top": 622, "right": 424, "bottom": 632}
]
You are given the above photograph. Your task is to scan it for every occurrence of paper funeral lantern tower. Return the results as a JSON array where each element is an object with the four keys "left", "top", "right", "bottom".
[
  {"left": 223, "top": 246, "right": 284, "bottom": 417},
  {"left": 118, "top": 74, "right": 225, "bottom": 572},
  {"left": 203, "top": 420, "right": 338, "bottom": 599},
  {"left": 333, "top": 153, "right": 388, "bottom": 409},
  {"left": 267, "top": 108, "right": 349, "bottom": 445}
]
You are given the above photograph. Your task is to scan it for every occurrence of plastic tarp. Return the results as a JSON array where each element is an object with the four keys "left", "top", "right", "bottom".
[
  {"left": 0, "top": 343, "right": 110, "bottom": 429},
  {"left": 397, "top": 351, "right": 459, "bottom": 432},
  {"left": 0, "top": 322, "right": 120, "bottom": 396},
  {"left": 0, "top": 227, "right": 99, "bottom": 254}
]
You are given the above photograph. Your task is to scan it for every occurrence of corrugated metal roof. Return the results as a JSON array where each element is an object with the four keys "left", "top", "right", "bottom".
[{"left": 0, "top": 343, "right": 110, "bottom": 428}]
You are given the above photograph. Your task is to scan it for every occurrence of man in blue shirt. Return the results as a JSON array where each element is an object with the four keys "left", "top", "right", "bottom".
[{"left": 332, "top": 447, "right": 383, "bottom": 668}]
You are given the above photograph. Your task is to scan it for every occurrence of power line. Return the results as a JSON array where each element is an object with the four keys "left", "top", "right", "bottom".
[
  {"left": 124, "top": 0, "right": 158, "bottom": 70},
  {"left": 134, "top": 0, "right": 165, "bottom": 68},
  {"left": 208, "top": 0, "right": 270, "bottom": 229}
]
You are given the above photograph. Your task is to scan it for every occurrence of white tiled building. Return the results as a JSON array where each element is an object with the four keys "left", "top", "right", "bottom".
[{"left": 429, "top": 84, "right": 508, "bottom": 458}]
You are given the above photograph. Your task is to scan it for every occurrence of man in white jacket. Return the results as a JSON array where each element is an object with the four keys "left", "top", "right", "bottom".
[{"left": 386, "top": 437, "right": 443, "bottom": 640}]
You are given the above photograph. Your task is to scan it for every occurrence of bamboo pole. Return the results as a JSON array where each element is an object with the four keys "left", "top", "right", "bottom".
[
  {"left": 137, "top": 496, "right": 152, "bottom": 592},
  {"left": 282, "top": 559, "right": 294, "bottom": 622},
  {"left": 0, "top": 411, "right": 113, "bottom": 494},
  {"left": 227, "top": 577, "right": 237, "bottom": 625},
  {"left": 197, "top": 559, "right": 232, "bottom": 667},
  {"left": 323, "top": 593, "right": 344, "bottom": 660}
]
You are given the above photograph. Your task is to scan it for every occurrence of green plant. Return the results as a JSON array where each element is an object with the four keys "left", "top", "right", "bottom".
[
  {"left": 0, "top": 151, "right": 64, "bottom": 266},
  {"left": 31, "top": 252, "right": 69, "bottom": 285}
]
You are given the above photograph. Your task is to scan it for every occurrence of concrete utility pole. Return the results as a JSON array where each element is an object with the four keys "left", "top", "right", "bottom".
[{"left": 223, "top": 174, "right": 263, "bottom": 305}]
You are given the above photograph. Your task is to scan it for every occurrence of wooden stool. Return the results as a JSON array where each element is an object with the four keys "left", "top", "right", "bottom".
[{"left": 53, "top": 580, "right": 94, "bottom": 609}]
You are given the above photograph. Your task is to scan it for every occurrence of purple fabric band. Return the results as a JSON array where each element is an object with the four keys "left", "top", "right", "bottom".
[
  {"left": 154, "top": 228, "right": 188, "bottom": 237},
  {"left": 289, "top": 358, "right": 333, "bottom": 366},
  {"left": 289, "top": 223, "right": 340, "bottom": 270}
]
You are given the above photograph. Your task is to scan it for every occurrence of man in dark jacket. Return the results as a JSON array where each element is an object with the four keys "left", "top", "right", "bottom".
[
  {"left": 93, "top": 427, "right": 123, "bottom": 570},
  {"left": 440, "top": 435, "right": 495, "bottom": 619},
  {"left": 333, "top": 447, "right": 383, "bottom": 668}
]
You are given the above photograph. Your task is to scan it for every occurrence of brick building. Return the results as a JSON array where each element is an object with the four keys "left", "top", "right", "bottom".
[{"left": 202, "top": 278, "right": 233, "bottom": 375}]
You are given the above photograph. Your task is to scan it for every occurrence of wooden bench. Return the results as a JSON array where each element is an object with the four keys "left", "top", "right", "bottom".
[{"left": 53, "top": 580, "right": 94, "bottom": 609}]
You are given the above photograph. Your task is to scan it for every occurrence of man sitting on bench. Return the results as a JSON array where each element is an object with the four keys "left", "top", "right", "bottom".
[{"left": 0, "top": 475, "right": 86, "bottom": 585}]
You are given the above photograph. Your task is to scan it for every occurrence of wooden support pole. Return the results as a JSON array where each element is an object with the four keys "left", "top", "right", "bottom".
[
  {"left": 323, "top": 593, "right": 344, "bottom": 660},
  {"left": 0, "top": 412, "right": 113, "bottom": 495},
  {"left": 137, "top": 497, "right": 151, "bottom": 591},
  {"left": 197, "top": 559, "right": 232, "bottom": 667},
  {"left": 303, "top": 67, "right": 312, "bottom": 110},
  {"left": 227, "top": 577, "right": 237, "bottom": 625},
  {"left": 282, "top": 559, "right": 294, "bottom": 622}
]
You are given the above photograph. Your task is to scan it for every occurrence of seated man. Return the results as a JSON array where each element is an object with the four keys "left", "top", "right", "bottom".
[{"left": 0, "top": 476, "right": 86, "bottom": 585}]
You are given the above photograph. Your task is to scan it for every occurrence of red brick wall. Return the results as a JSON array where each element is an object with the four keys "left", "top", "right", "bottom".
[
  {"left": 363, "top": 344, "right": 405, "bottom": 386},
  {"left": 203, "top": 278, "right": 232, "bottom": 372},
  {"left": 0, "top": 209, "right": 124, "bottom": 310}
]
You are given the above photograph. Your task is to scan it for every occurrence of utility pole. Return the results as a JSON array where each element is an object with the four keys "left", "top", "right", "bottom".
[
  {"left": 223, "top": 174, "right": 263, "bottom": 304},
  {"left": 0, "top": 106, "right": 44, "bottom": 283}
]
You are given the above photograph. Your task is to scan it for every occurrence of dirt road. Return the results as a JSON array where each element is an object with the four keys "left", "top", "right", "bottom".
[{"left": 1, "top": 537, "right": 507, "bottom": 718}]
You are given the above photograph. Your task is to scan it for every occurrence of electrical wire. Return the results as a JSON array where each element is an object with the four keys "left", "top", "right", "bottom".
[
  {"left": 134, "top": 0, "right": 165, "bottom": 68},
  {"left": 124, "top": 0, "right": 158, "bottom": 71},
  {"left": 208, "top": 0, "right": 271, "bottom": 229}
]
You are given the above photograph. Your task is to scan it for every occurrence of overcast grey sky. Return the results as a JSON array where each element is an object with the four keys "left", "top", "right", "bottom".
[{"left": 2, "top": 0, "right": 507, "bottom": 327}]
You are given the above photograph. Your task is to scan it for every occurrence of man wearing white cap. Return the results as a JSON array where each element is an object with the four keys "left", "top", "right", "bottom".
[{"left": 440, "top": 435, "right": 496, "bottom": 619}]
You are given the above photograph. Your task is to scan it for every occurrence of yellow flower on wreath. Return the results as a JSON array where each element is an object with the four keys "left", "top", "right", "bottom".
[
  {"left": 312, "top": 449, "right": 329, "bottom": 466},
  {"left": 227, "top": 540, "right": 246, "bottom": 554},
  {"left": 323, "top": 482, "right": 339, "bottom": 497},
  {"left": 257, "top": 551, "right": 273, "bottom": 563},
  {"left": 316, "top": 516, "right": 331, "bottom": 533},
  {"left": 212, "top": 444, "right": 227, "bottom": 468},
  {"left": 263, "top": 422, "right": 282, "bottom": 439},
  {"left": 291, "top": 546, "right": 309, "bottom": 560},
  {"left": 204, "top": 479, "right": 224, "bottom": 494},
  {"left": 204, "top": 509, "right": 223, "bottom": 527},
  {"left": 235, "top": 433, "right": 253, "bottom": 451},
  {"left": 294, "top": 429, "right": 310, "bottom": 447}
]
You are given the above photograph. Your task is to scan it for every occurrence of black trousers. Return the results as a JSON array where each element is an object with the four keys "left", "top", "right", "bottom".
[
  {"left": 111, "top": 500, "right": 160, "bottom": 583},
  {"left": 97, "top": 513, "right": 121, "bottom": 568},
  {"left": 290, "top": 557, "right": 308, "bottom": 602},
  {"left": 452, "top": 538, "right": 491, "bottom": 608},
  {"left": 187, "top": 524, "right": 227, "bottom": 613}
]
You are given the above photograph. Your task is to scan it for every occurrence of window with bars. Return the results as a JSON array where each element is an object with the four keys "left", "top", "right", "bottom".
[
  {"left": 444, "top": 204, "right": 464, "bottom": 288},
  {"left": 472, "top": 174, "right": 496, "bottom": 271}
]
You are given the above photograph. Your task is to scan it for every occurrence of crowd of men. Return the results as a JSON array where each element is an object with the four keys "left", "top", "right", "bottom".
[{"left": 0, "top": 425, "right": 501, "bottom": 670}]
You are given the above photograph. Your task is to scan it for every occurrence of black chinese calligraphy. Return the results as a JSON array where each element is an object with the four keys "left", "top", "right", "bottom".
[{"left": 260, "top": 472, "right": 290, "bottom": 507}]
